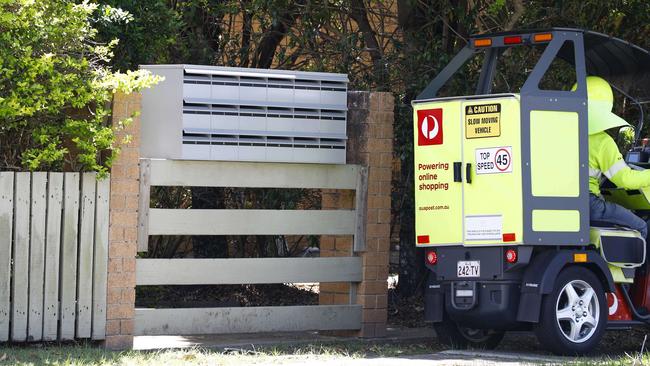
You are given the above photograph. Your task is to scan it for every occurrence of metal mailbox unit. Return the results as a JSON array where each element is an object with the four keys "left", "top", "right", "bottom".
[{"left": 140, "top": 65, "right": 349, "bottom": 164}]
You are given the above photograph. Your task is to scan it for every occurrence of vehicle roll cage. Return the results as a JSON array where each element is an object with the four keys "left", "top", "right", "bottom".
[
  {"left": 417, "top": 28, "right": 650, "bottom": 142},
  {"left": 418, "top": 27, "right": 650, "bottom": 98},
  {"left": 417, "top": 30, "right": 564, "bottom": 100}
]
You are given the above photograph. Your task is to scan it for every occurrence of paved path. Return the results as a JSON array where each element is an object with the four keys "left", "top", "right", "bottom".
[
  {"left": 133, "top": 327, "right": 434, "bottom": 351},
  {"left": 247, "top": 350, "right": 574, "bottom": 365}
]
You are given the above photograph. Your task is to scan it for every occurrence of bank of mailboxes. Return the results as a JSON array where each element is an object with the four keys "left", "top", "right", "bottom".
[{"left": 140, "top": 65, "right": 349, "bottom": 163}]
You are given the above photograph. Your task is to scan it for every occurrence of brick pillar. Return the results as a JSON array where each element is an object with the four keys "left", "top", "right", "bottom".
[
  {"left": 104, "top": 92, "right": 141, "bottom": 349},
  {"left": 320, "top": 92, "right": 394, "bottom": 338}
]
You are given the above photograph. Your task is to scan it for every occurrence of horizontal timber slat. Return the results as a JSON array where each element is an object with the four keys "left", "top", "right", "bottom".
[
  {"left": 136, "top": 257, "right": 362, "bottom": 285},
  {"left": 134, "top": 305, "right": 362, "bottom": 335},
  {"left": 146, "top": 159, "right": 359, "bottom": 189},
  {"left": 149, "top": 209, "right": 356, "bottom": 235}
]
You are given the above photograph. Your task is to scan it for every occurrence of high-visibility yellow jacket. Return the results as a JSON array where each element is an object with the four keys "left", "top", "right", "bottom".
[{"left": 589, "top": 131, "right": 650, "bottom": 195}]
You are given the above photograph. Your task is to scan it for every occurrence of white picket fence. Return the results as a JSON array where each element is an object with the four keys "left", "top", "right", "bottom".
[{"left": 0, "top": 172, "right": 109, "bottom": 342}]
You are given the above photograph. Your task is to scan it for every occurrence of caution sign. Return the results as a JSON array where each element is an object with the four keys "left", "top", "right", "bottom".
[
  {"left": 475, "top": 146, "right": 513, "bottom": 174},
  {"left": 465, "top": 103, "right": 501, "bottom": 139}
]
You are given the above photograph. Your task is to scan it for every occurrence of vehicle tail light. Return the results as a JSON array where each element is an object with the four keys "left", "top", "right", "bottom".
[
  {"left": 503, "top": 35, "right": 523, "bottom": 45},
  {"left": 505, "top": 248, "right": 517, "bottom": 263},
  {"left": 473, "top": 38, "right": 492, "bottom": 47},
  {"left": 533, "top": 33, "right": 553, "bottom": 43},
  {"left": 502, "top": 233, "right": 516, "bottom": 242},
  {"left": 426, "top": 250, "right": 438, "bottom": 265}
]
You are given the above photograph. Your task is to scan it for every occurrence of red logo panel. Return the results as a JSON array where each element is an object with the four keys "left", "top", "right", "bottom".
[{"left": 417, "top": 108, "right": 443, "bottom": 146}]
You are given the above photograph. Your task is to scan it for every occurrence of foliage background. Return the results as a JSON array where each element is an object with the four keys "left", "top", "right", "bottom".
[
  {"left": 0, "top": 0, "right": 160, "bottom": 175},
  {"left": 3, "top": 0, "right": 650, "bottom": 297}
]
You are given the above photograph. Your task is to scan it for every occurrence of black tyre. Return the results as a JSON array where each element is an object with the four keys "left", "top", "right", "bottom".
[
  {"left": 434, "top": 315, "right": 505, "bottom": 350},
  {"left": 534, "top": 265, "right": 607, "bottom": 355}
]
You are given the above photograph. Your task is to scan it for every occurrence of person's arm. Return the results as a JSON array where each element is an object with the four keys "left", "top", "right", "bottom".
[{"left": 600, "top": 136, "right": 650, "bottom": 189}]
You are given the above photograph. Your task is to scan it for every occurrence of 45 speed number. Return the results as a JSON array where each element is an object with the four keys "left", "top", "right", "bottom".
[{"left": 475, "top": 146, "right": 513, "bottom": 175}]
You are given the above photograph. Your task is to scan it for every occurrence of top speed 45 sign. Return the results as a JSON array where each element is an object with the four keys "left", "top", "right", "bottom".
[{"left": 475, "top": 146, "right": 513, "bottom": 174}]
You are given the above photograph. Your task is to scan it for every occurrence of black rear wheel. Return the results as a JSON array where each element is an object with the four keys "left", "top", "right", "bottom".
[
  {"left": 534, "top": 265, "right": 607, "bottom": 355},
  {"left": 434, "top": 316, "right": 505, "bottom": 349}
]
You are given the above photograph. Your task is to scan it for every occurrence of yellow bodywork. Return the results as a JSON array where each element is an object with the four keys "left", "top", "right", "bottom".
[
  {"left": 590, "top": 227, "right": 645, "bottom": 283},
  {"left": 414, "top": 95, "right": 523, "bottom": 246},
  {"left": 532, "top": 210, "right": 580, "bottom": 232},
  {"left": 530, "top": 111, "right": 580, "bottom": 198},
  {"left": 413, "top": 99, "right": 463, "bottom": 245},
  {"left": 528, "top": 110, "right": 582, "bottom": 233},
  {"left": 412, "top": 93, "right": 645, "bottom": 278}
]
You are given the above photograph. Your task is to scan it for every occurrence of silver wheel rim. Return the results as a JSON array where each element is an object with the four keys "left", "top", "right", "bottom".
[{"left": 555, "top": 279, "right": 599, "bottom": 344}]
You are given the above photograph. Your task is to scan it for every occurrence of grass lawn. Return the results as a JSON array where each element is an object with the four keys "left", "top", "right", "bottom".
[
  {"left": 0, "top": 342, "right": 442, "bottom": 366},
  {"left": 1, "top": 337, "right": 650, "bottom": 365}
]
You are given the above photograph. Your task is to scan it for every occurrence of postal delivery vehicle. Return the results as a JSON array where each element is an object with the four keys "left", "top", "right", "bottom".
[{"left": 413, "top": 28, "right": 650, "bottom": 355}]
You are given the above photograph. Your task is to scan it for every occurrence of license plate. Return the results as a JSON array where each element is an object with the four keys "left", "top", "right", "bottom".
[{"left": 457, "top": 261, "right": 480, "bottom": 277}]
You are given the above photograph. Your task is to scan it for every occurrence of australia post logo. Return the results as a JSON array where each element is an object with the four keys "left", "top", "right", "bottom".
[{"left": 417, "top": 108, "right": 443, "bottom": 146}]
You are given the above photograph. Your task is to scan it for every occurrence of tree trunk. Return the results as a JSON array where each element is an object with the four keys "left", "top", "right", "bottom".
[
  {"left": 349, "top": 0, "right": 386, "bottom": 88},
  {"left": 252, "top": 1, "right": 305, "bottom": 69},
  {"left": 239, "top": 5, "right": 253, "bottom": 67}
]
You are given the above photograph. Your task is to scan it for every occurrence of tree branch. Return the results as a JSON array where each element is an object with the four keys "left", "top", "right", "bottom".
[{"left": 504, "top": 0, "right": 525, "bottom": 31}]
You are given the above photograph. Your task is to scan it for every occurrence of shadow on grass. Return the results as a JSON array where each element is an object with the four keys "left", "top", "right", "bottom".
[
  {"left": 1, "top": 331, "right": 646, "bottom": 366},
  {"left": 0, "top": 343, "right": 120, "bottom": 366},
  {"left": 0, "top": 340, "right": 444, "bottom": 366},
  {"left": 0, "top": 345, "right": 257, "bottom": 366}
]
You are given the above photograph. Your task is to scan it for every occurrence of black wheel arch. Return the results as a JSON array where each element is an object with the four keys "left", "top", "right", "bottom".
[{"left": 516, "top": 249, "right": 614, "bottom": 323}]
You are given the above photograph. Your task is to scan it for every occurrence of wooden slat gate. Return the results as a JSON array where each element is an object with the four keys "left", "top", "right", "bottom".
[
  {"left": 135, "top": 159, "right": 367, "bottom": 335},
  {"left": 0, "top": 172, "right": 109, "bottom": 342}
]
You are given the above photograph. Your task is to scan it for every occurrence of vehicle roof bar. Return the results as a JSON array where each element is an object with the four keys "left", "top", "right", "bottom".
[{"left": 475, "top": 48, "right": 500, "bottom": 95}]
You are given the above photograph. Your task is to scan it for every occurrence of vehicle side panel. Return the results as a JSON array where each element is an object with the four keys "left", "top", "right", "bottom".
[{"left": 413, "top": 100, "right": 463, "bottom": 246}]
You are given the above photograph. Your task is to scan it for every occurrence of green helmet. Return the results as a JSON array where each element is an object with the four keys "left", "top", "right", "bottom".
[{"left": 572, "top": 76, "right": 630, "bottom": 135}]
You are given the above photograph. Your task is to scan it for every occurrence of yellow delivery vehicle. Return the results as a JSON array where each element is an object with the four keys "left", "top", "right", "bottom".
[{"left": 414, "top": 28, "right": 650, "bottom": 355}]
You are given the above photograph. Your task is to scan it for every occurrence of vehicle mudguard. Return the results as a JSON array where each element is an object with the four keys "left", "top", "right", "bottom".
[
  {"left": 516, "top": 250, "right": 615, "bottom": 323},
  {"left": 424, "top": 271, "right": 443, "bottom": 322}
]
